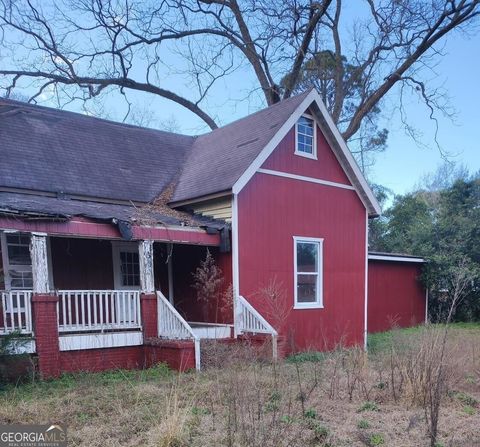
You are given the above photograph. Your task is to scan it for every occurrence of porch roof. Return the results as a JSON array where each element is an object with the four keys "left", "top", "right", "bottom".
[{"left": 0, "top": 191, "right": 225, "bottom": 245}]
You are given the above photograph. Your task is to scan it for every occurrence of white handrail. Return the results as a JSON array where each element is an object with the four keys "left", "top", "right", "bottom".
[
  {"left": 157, "top": 291, "right": 201, "bottom": 371},
  {"left": 57, "top": 290, "right": 141, "bottom": 333},
  {"left": 0, "top": 290, "right": 33, "bottom": 334},
  {"left": 236, "top": 295, "right": 278, "bottom": 360}
]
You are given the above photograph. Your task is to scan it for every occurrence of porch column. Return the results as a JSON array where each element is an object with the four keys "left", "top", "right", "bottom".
[
  {"left": 30, "top": 233, "right": 60, "bottom": 379},
  {"left": 139, "top": 240, "right": 158, "bottom": 339}
]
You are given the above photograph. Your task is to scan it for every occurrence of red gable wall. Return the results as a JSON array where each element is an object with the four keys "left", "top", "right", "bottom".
[
  {"left": 237, "top": 123, "right": 366, "bottom": 352},
  {"left": 262, "top": 126, "right": 351, "bottom": 185}
]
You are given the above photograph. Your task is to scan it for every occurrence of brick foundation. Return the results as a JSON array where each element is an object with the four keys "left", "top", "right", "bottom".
[
  {"left": 32, "top": 294, "right": 60, "bottom": 379},
  {"left": 59, "top": 346, "right": 145, "bottom": 373},
  {"left": 145, "top": 339, "right": 196, "bottom": 372}
]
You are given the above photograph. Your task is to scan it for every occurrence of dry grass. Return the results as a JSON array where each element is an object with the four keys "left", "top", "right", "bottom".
[{"left": 1, "top": 324, "right": 479, "bottom": 446}]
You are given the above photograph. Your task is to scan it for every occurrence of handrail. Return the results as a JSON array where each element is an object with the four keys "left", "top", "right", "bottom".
[
  {"left": 236, "top": 295, "right": 278, "bottom": 360},
  {"left": 157, "top": 291, "right": 200, "bottom": 370}
]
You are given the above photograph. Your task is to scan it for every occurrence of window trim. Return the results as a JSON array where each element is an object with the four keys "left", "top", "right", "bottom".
[
  {"left": 0, "top": 231, "right": 54, "bottom": 293},
  {"left": 293, "top": 236, "right": 324, "bottom": 309},
  {"left": 0, "top": 231, "right": 33, "bottom": 292},
  {"left": 112, "top": 241, "right": 141, "bottom": 290},
  {"left": 294, "top": 113, "right": 317, "bottom": 160}
]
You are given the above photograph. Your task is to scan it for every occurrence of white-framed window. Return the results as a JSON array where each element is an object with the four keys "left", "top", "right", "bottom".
[
  {"left": 293, "top": 236, "right": 323, "bottom": 309},
  {"left": 1, "top": 232, "right": 33, "bottom": 291},
  {"left": 112, "top": 242, "right": 140, "bottom": 289},
  {"left": 295, "top": 114, "right": 317, "bottom": 159}
]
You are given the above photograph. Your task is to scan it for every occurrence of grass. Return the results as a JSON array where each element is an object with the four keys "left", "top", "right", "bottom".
[{"left": 0, "top": 325, "right": 479, "bottom": 446}]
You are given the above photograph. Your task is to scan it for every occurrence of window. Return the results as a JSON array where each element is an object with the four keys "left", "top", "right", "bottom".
[
  {"left": 295, "top": 115, "right": 316, "bottom": 159},
  {"left": 112, "top": 242, "right": 140, "bottom": 289},
  {"left": 294, "top": 237, "right": 323, "bottom": 309},
  {"left": 0, "top": 232, "right": 33, "bottom": 290}
]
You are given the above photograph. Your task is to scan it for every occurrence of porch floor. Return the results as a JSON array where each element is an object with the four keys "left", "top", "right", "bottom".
[{"left": 187, "top": 322, "right": 233, "bottom": 339}]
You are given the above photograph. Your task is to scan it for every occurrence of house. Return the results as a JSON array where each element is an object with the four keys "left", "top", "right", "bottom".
[{"left": 0, "top": 88, "right": 424, "bottom": 378}]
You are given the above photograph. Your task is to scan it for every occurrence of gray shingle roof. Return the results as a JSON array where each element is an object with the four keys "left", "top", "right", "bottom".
[
  {"left": 0, "top": 92, "right": 310, "bottom": 208},
  {"left": 0, "top": 100, "right": 194, "bottom": 203}
]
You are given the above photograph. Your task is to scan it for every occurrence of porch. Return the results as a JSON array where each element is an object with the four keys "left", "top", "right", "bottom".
[{"left": 0, "top": 230, "right": 278, "bottom": 376}]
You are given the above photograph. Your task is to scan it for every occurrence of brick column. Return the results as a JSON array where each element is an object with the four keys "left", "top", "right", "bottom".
[
  {"left": 32, "top": 294, "right": 60, "bottom": 379},
  {"left": 140, "top": 293, "right": 158, "bottom": 340}
]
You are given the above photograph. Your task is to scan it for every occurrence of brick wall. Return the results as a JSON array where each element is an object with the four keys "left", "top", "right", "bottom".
[
  {"left": 59, "top": 346, "right": 145, "bottom": 373},
  {"left": 145, "top": 339, "right": 196, "bottom": 371},
  {"left": 140, "top": 293, "right": 158, "bottom": 339},
  {"left": 32, "top": 294, "right": 60, "bottom": 379}
]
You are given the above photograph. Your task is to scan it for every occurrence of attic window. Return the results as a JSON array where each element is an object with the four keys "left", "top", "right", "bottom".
[{"left": 295, "top": 114, "right": 316, "bottom": 159}]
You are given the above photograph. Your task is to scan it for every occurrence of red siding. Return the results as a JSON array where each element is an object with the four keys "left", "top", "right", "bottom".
[
  {"left": 51, "top": 237, "right": 114, "bottom": 289},
  {"left": 368, "top": 260, "right": 426, "bottom": 333},
  {"left": 262, "top": 127, "right": 351, "bottom": 185},
  {"left": 238, "top": 127, "right": 366, "bottom": 353},
  {"left": 172, "top": 245, "right": 233, "bottom": 324}
]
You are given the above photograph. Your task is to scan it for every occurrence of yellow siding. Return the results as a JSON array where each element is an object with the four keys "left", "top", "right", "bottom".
[{"left": 191, "top": 197, "right": 232, "bottom": 222}]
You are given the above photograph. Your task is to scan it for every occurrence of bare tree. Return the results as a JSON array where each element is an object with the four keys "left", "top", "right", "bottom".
[{"left": 0, "top": 0, "right": 478, "bottom": 164}]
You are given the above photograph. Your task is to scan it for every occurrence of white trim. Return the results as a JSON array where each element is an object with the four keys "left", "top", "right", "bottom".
[
  {"left": 364, "top": 210, "right": 369, "bottom": 350},
  {"left": 30, "top": 234, "right": 49, "bottom": 294},
  {"left": 257, "top": 168, "right": 355, "bottom": 191},
  {"left": 167, "top": 243, "right": 174, "bottom": 305},
  {"left": 233, "top": 91, "right": 317, "bottom": 195},
  {"left": 368, "top": 254, "right": 425, "bottom": 263},
  {"left": 232, "top": 193, "right": 240, "bottom": 337},
  {"left": 112, "top": 241, "right": 141, "bottom": 290},
  {"left": 59, "top": 331, "right": 143, "bottom": 351},
  {"left": 138, "top": 240, "right": 155, "bottom": 293},
  {"left": 293, "top": 236, "right": 324, "bottom": 309},
  {"left": 425, "top": 288, "right": 429, "bottom": 324},
  {"left": 7, "top": 338, "right": 36, "bottom": 354},
  {"left": 231, "top": 89, "right": 381, "bottom": 216},
  {"left": 294, "top": 114, "right": 317, "bottom": 159}
]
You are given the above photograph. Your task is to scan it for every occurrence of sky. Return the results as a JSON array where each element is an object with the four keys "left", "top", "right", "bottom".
[
  {"left": 5, "top": 4, "right": 480, "bottom": 198},
  {"left": 369, "top": 30, "right": 480, "bottom": 195}
]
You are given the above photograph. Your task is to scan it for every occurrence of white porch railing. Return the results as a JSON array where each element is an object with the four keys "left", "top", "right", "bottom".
[
  {"left": 236, "top": 295, "right": 278, "bottom": 360},
  {"left": 57, "top": 290, "right": 141, "bottom": 333},
  {"left": 157, "top": 291, "right": 201, "bottom": 371},
  {"left": 0, "top": 290, "right": 33, "bottom": 335}
]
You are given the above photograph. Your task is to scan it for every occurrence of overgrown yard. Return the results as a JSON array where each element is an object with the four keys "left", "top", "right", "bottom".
[{"left": 1, "top": 324, "right": 479, "bottom": 447}]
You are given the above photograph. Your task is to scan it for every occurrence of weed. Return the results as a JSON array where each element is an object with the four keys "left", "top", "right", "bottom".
[
  {"left": 357, "top": 401, "right": 379, "bottom": 413},
  {"left": 357, "top": 419, "right": 370, "bottom": 429},
  {"left": 463, "top": 405, "right": 476, "bottom": 416},
  {"left": 369, "top": 433, "right": 385, "bottom": 446},
  {"left": 304, "top": 408, "right": 317, "bottom": 419},
  {"left": 287, "top": 351, "right": 325, "bottom": 363},
  {"left": 191, "top": 406, "right": 210, "bottom": 416},
  {"left": 280, "top": 415, "right": 295, "bottom": 424},
  {"left": 454, "top": 391, "right": 478, "bottom": 407},
  {"left": 311, "top": 422, "right": 329, "bottom": 441}
]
